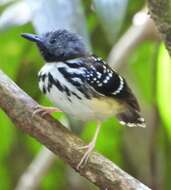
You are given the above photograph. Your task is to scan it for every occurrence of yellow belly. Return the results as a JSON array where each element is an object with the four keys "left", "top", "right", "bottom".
[{"left": 89, "top": 97, "right": 124, "bottom": 120}]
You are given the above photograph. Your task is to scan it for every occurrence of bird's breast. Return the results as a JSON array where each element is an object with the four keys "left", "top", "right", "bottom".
[
  {"left": 37, "top": 62, "right": 124, "bottom": 121},
  {"left": 38, "top": 63, "right": 95, "bottom": 121}
]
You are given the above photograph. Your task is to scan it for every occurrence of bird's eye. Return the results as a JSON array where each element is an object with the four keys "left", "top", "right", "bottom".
[{"left": 50, "top": 39, "right": 56, "bottom": 44}]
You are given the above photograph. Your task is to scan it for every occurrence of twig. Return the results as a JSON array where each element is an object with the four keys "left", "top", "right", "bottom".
[
  {"left": 15, "top": 147, "right": 56, "bottom": 190},
  {"left": 108, "top": 10, "right": 159, "bottom": 69},
  {"left": 0, "top": 70, "right": 151, "bottom": 190},
  {"left": 148, "top": 0, "right": 171, "bottom": 56}
]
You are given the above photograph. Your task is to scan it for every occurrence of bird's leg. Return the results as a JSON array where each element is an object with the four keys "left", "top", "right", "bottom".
[
  {"left": 33, "top": 105, "right": 62, "bottom": 117},
  {"left": 77, "top": 121, "right": 101, "bottom": 170}
]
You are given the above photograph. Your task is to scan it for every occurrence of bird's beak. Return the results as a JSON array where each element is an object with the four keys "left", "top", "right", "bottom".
[{"left": 21, "top": 33, "right": 43, "bottom": 43}]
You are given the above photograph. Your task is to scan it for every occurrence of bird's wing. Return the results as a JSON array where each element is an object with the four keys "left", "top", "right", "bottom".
[
  {"left": 83, "top": 56, "right": 145, "bottom": 127},
  {"left": 83, "top": 56, "right": 139, "bottom": 109}
]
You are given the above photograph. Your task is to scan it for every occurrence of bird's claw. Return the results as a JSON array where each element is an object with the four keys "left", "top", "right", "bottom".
[
  {"left": 32, "top": 105, "right": 61, "bottom": 117},
  {"left": 76, "top": 142, "right": 95, "bottom": 170}
]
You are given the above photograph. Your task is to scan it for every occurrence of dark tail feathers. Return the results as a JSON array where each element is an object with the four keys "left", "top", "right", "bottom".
[{"left": 116, "top": 109, "right": 145, "bottom": 128}]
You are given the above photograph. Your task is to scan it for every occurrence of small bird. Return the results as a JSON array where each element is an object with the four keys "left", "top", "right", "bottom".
[{"left": 21, "top": 29, "right": 145, "bottom": 169}]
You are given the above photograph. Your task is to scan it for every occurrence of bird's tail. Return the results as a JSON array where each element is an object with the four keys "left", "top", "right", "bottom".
[{"left": 116, "top": 108, "right": 146, "bottom": 128}]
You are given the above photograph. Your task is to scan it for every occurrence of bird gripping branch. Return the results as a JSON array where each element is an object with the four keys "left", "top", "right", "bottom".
[{"left": 21, "top": 29, "right": 145, "bottom": 169}]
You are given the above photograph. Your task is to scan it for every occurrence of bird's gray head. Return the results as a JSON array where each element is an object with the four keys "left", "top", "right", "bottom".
[{"left": 21, "top": 29, "right": 89, "bottom": 62}]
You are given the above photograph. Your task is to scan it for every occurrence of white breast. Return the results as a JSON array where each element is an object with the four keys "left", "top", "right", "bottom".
[
  {"left": 38, "top": 63, "right": 95, "bottom": 121},
  {"left": 38, "top": 62, "right": 119, "bottom": 122}
]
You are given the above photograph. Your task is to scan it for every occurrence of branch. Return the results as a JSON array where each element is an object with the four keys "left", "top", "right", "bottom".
[
  {"left": 108, "top": 10, "right": 159, "bottom": 69},
  {"left": 0, "top": 70, "right": 151, "bottom": 190},
  {"left": 148, "top": 0, "right": 171, "bottom": 55}
]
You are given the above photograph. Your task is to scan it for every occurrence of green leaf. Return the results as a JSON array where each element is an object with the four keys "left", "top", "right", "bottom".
[
  {"left": 157, "top": 44, "right": 171, "bottom": 137},
  {"left": 0, "top": 165, "right": 11, "bottom": 190},
  {"left": 0, "top": 25, "right": 32, "bottom": 79}
]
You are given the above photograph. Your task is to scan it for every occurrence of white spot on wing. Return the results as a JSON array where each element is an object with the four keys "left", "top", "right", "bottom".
[
  {"left": 113, "top": 76, "right": 124, "bottom": 95},
  {"left": 120, "top": 121, "right": 126, "bottom": 125},
  {"left": 120, "top": 120, "right": 146, "bottom": 128},
  {"left": 109, "top": 72, "right": 113, "bottom": 77},
  {"left": 138, "top": 117, "right": 145, "bottom": 122}
]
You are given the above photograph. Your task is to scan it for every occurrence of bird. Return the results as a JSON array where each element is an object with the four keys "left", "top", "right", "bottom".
[{"left": 21, "top": 29, "right": 145, "bottom": 169}]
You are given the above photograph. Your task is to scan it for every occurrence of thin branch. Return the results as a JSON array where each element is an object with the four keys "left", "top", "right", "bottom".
[
  {"left": 108, "top": 10, "right": 159, "bottom": 69},
  {"left": 148, "top": 0, "right": 171, "bottom": 56},
  {"left": 15, "top": 147, "right": 56, "bottom": 190},
  {"left": 0, "top": 70, "right": 151, "bottom": 190}
]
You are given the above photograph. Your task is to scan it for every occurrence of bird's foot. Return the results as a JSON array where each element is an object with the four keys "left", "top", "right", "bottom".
[
  {"left": 32, "top": 105, "right": 62, "bottom": 117},
  {"left": 76, "top": 122, "right": 101, "bottom": 170},
  {"left": 76, "top": 141, "right": 95, "bottom": 170}
]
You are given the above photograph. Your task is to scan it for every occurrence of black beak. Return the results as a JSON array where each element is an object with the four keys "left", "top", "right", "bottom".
[{"left": 21, "top": 33, "right": 42, "bottom": 43}]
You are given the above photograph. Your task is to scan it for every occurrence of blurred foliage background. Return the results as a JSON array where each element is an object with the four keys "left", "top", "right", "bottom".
[{"left": 0, "top": 0, "right": 171, "bottom": 190}]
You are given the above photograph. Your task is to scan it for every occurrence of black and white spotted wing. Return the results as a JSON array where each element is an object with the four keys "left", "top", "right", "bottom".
[
  {"left": 82, "top": 57, "right": 137, "bottom": 106},
  {"left": 82, "top": 56, "right": 145, "bottom": 127}
]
